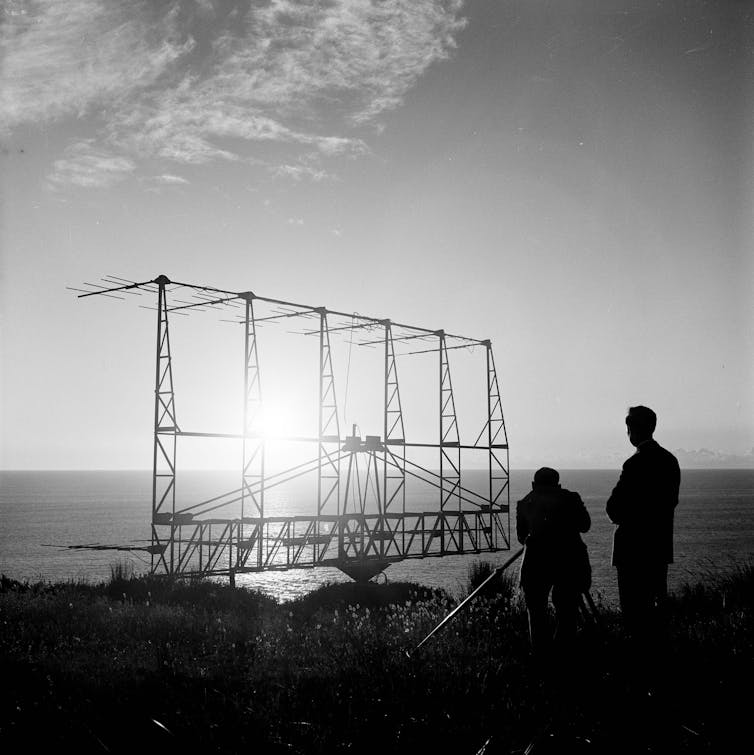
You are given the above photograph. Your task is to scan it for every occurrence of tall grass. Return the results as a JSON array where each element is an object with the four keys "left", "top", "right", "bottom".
[
  {"left": 464, "top": 558, "right": 520, "bottom": 602},
  {"left": 1, "top": 561, "right": 751, "bottom": 753}
]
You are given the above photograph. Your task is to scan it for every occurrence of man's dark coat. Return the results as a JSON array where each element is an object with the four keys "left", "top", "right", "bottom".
[
  {"left": 516, "top": 485, "right": 591, "bottom": 592},
  {"left": 606, "top": 439, "right": 681, "bottom": 566}
]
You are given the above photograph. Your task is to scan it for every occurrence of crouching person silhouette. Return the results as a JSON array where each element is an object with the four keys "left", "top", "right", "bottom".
[{"left": 517, "top": 467, "right": 592, "bottom": 660}]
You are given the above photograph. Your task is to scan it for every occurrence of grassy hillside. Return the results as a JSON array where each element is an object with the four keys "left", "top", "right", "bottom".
[{"left": 1, "top": 562, "right": 751, "bottom": 754}]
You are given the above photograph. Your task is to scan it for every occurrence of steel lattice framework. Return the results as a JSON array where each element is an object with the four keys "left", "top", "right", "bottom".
[{"left": 75, "top": 274, "right": 511, "bottom": 582}]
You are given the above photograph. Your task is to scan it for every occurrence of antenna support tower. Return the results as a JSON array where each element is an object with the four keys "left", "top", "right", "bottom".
[{"left": 75, "top": 275, "right": 511, "bottom": 583}]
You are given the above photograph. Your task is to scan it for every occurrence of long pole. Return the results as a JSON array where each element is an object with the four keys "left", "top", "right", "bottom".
[{"left": 415, "top": 547, "right": 523, "bottom": 650}]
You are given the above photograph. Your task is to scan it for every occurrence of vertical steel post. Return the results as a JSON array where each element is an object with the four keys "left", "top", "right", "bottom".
[
  {"left": 438, "top": 330, "right": 444, "bottom": 554},
  {"left": 241, "top": 294, "right": 264, "bottom": 571},
  {"left": 486, "top": 342, "right": 494, "bottom": 546},
  {"left": 381, "top": 322, "right": 388, "bottom": 559},
  {"left": 151, "top": 275, "right": 178, "bottom": 574},
  {"left": 439, "top": 332, "right": 461, "bottom": 551},
  {"left": 383, "top": 320, "right": 406, "bottom": 557},
  {"left": 151, "top": 284, "right": 162, "bottom": 575},
  {"left": 317, "top": 311, "right": 324, "bottom": 523},
  {"left": 241, "top": 302, "right": 249, "bottom": 574},
  {"left": 485, "top": 344, "right": 510, "bottom": 550},
  {"left": 317, "top": 310, "right": 341, "bottom": 560},
  {"left": 242, "top": 304, "right": 249, "bottom": 527}
]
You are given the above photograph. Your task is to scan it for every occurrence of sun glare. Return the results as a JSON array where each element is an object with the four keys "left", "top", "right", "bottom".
[{"left": 256, "top": 402, "right": 299, "bottom": 439}]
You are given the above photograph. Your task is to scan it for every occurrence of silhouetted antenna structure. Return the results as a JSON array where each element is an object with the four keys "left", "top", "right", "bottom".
[{"left": 75, "top": 274, "right": 511, "bottom": 583}]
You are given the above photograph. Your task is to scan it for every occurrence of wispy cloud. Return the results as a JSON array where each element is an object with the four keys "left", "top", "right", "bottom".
[
  {"left": 273, "top": 164, "right": 330, "bottom": 182},
  {"left": 1, "top": 1, "right": 192, "bottom": 128},
  {"left": 47, "top": 140, "right": 135, "bottom": 188},
  {"left": 151, "top": 174, "right": 190, "bottom": 185},
  {"left": 1, "top": 0, "right": 466, "bottom": 188}
]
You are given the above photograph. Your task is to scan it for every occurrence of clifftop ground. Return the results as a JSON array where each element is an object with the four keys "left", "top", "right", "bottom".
[{"left": 1, "top": 563, "right": 751, "bottom": 754}]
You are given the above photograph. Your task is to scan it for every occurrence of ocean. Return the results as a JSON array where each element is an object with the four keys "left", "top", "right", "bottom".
[{"left": 1, "top": 468, "right": 752, "bottom": 604}]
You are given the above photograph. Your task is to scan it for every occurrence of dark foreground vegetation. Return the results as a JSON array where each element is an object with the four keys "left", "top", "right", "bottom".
[{"left": 1, "top": 561, "right": 752, "bottom": 754}]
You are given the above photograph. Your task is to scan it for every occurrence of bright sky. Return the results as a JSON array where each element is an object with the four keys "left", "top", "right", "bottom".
[{"left": 1, "top": 0, "right": 752, "bottom": 471}]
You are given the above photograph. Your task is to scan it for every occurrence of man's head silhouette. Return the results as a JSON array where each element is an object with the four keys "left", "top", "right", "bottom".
[
  {"left": 626, "top": 405, "right": 656, "bottom": 447},
  {"left": 532, "top": 466, "right": 560, "bottom": 489}
]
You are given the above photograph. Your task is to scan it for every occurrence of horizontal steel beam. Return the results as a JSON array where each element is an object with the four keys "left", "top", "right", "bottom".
[
  {"left": 152, "top": 510, "right": 510, "bottom": 577},
  {"left": 157, "top": 429, "right": 508, "bottom": 451}
]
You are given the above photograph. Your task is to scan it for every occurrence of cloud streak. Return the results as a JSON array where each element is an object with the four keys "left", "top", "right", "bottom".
[
  {"left": 152, "top": 174, "right": 190, "bottom": 185},
  {"left": 1, "top": 1, "right": 192, "bottom": 128},
  {"left": 47, "top": 141, "right": 135, "bottom": 188},
  {"left": 1, "top": 0, "right": 466, "bottom": 187}
]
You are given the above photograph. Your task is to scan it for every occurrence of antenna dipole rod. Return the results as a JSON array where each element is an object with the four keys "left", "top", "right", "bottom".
[{"left": 78, "top": 279, "right": 155, "bottom": 297}]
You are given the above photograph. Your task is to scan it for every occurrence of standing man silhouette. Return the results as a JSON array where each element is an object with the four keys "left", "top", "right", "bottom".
[
  {"left": 606, "top": 406, "right": 680, "bottom": 668},
  {"left": 517, "top": 466, "right": 591, "bottom": 658}
]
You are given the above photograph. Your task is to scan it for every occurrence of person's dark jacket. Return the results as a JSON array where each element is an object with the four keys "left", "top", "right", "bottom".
[
  {"left": 516, "top": 485, "right": 591, "bottom": 591},
  {"left": 606, "top": 439, "right": 680, "bottom": 567}
]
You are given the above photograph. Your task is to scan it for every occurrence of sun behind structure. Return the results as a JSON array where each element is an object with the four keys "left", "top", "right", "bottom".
[{"left": 255, "top": 401, "right": 301, "bottom": 440}]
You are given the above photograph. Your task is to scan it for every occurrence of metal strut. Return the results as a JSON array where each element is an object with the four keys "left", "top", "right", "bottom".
[
  {"left": 240, "top": 293, "right": 264, "bottom": 571},
  {"left": 383, "top": 321, "right": 406, "bottom": 559},
  {"left": 439, "top": 331, "right": 461, "bottom": 553},
  {"left": 151, "top": 275, "right": 178, "bottom": 574},
  {"left": 317, "top": 310, "right": 340, "bottom": 559},
  {"left": 486, "top": 344, "right": 510, "bottom": 549}
]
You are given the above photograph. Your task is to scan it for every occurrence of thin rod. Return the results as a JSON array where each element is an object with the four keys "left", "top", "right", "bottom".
[
  {"left": 77, "top": 279, "right": 155, "bottom": 297},
  {"left": 385, "top": 441, "right": 507, "bottom": 450},
  {"left": 176, "top": 454, "right": 325, "bottom": 515},
  {"left": 401, "top": 343, "right": 480, "bottom": 356},
  {"left": 384, "top": 450, "right": 493, "bottom": 509},
  {"left": 170, "top": 295, "right": 241, "bottom": 313},
  {"left": 163, "top": 430, "right": 338, "bottom": 444},
  {"left": 358, "top": 332, "right": 434, "bottom": 347},
  {"left": 188, "top": 454, "right": 348, "bottom": 518},
  {"left": 415, "top": 548, "right": 523, "bottom": 650}
]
